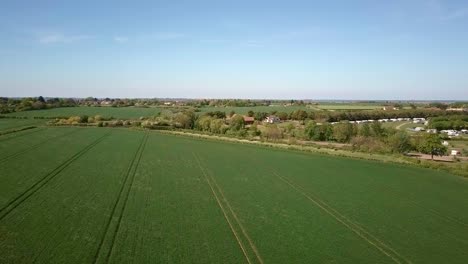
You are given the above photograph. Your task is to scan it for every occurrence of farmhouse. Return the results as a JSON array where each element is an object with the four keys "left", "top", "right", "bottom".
[
  {"left": 243, "top": 116, "right": 255, "bottom": 125},
  {"left": 264, "top": 115, "right": 280, "bottom": 124},
  {"left": 451, "top": 149, "right": 461, "bottom": 156}
]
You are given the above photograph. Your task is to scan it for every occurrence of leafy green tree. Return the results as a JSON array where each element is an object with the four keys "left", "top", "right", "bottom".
[
  {"left": 196, "top": 116, "right": 213, "bottom": 131},
  {"left": 173, "top": 112, "right": 194, "bottom": 129},
  {"left": 276, "top": 112, "right": 288, "bottom": 121},
  {"left": 371, "top": 121, "right": 384, "bottom": 137},
  {"left": 290, "top": 110, "right": 308, "bottom": 121},
  {"left": 304, "top": 121, "right": 317, "bottom": 140},
  {"left": 262, "top": 125, "right": 283, "bottom": 140},
  {"left": 254, "top": 112, "right": 268, "bottom": 121},
  {"left": 419, "top": 134, "right": 447, "bottom": 159},
  {"left": 80, "top": 115, "right": 89, "bottom": 123},
  {"left": 388, "top": 131, "right": 412, "bottom": 153},
  {"left": 333, "top": 122, "right": 357, "bottom": 143},
  {"left": 249, "top": 123, "right": 261, "bottom": 136},
  {"left": 230, "top": 115, "right": 245, "bottom": 131},
  {"left": 247, "top": 110, "right": 254, "bottom": 117},
  {"left": 359, "top": 123, "right": 371, "bottom": 137},
  {"left": 209, "top": 119, "right": 225, "bottom": 134}
]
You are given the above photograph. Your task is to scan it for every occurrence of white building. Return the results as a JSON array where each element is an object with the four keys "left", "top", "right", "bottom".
[{"left": 264, "top": 115, "right": 280, "bottom": 124}]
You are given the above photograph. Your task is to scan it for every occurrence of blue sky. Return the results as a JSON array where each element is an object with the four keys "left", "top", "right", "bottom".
[{"left": 1, "top": 0, "right": 467, "bottom": 100}]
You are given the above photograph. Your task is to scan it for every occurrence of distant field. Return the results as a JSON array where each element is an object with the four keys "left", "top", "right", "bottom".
[
  {"left": 3, "top": 103, "right": 386, "bottom": 120},
  {"left": 198, "top": 105, "right": 312, "bottom": 114},
  {"left": 1, "top": 127, "right": 467, "bottom": 263},
  {"left": 313, "top": 104, "right": 384, "bottom": 110},
  {"left": 3, "top": 106, "right": 164, "bottom": 119},
  {"left": 199, "top": 104, "right": 383, "bottom": 114},
  {"left": 0, "top": 118, "right": 45, "bottom": 132},
  {"left": 4, "top": 105, "right": 311, "bottom": 119}
]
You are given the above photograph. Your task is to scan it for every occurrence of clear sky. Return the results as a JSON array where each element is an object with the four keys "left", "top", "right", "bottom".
[{"left": 1, "top": 0, "right": 467, "bottom": 100}]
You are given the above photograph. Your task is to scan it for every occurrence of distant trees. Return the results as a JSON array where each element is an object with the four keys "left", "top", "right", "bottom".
[
  {"left": 0, "top": 96, "right": 77, "bottom": 113},
  {"left": 205, "top": 111, "right": 226, "bottom": 119},
  {"left": 429, "top": 115, "right": 468, "bottom": 130}
]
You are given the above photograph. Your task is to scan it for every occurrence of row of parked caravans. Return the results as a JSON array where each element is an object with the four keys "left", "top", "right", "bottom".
[
  {"left": 440, "top": 129, "right": 468, "bottom": 137},
  {"left": 331, "top": 117, "right": 426, "bottom": 125}
]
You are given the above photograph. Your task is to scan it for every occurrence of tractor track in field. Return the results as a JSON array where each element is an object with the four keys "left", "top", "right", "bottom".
[
  {"left": 0, "top": 119, "right": 44, "bottom": 132},
  {"left": 0, "top": 132, "right": 111, "bottom": 221},
  {"left": 193, "top": 152, "right": 264, "bottom": 264},
  {"left": 0, "top": 127, "right": 46, "bottom": 142},
  {"left": 0, "top": 128, "right": 81, "bottom": 164},
  {"left": 93, "top": 133, "right": 148, "bottom": 264},
  {"left": 274, "top": 172, "right": 412, "bottom": 264},
  {"left": 193, "top": 152, "right": 253, "bottom": 264}
]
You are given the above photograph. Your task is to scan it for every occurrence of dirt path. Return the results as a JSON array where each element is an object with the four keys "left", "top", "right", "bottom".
[{"left": 396, "top": 122, "right": 410, "bottom": 130}]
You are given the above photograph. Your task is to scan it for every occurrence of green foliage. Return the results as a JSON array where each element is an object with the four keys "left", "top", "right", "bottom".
[
  {"left": 333, "top": 122, "right": 357, "bottom": 143},
  {"left": 196, "top": 116, "right": 213, "bottom": 131},
  {"left": 254, "top": 111, "right": 268, "bottom": 121},
  {"left": 229, "top": 115, "right": 245, "bottom": 131},
  {"left": 371, "top": 121, "right": 384, "bottom": 137},
  {"left": 387, "top": 131, "right": 412, "bottom": 153},
  {"left": 261, "top": 125, "right": 283, "bottom": 141},
  {"left": 429, "top": 115, "right": 468, "bottom": 130},
  {"left": 359, "top": 123, "right": 371, "bottom": 137},
  {"left": 419, "top": 134, "right": 447, "bottom": 159},
  {"left": 304, "top": 121, "right": 317, "bottom": 140}
]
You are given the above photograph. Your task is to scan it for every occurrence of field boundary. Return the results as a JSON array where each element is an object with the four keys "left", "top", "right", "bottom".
[
  {"left": 193, "top": 153, "right": 263, "bottom": 264},
  {"left": 274, "top": 172, "right": 412, "bottom": 264},
  {"left": 0, "top": 128, "right": 81, "bottom": 164},
  {"left": 0, "top": 132, "right": 112, "bottom": 221},
  {"left": 93, "top": 133, "right": 148, "bottom": 264}
]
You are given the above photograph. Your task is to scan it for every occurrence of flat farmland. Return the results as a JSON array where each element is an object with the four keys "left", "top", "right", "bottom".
[
  {"left": 1, "top": 128, "right": 468, "bottom": 263},
  {"left": 0, "top": 118, "right": 45, "bottom": 132},
  {"left": 3, "top": 106, "right": 165, "bottom": 119},
  {"left": 198, "top": 105, "right": 312, "bottom": 114}
]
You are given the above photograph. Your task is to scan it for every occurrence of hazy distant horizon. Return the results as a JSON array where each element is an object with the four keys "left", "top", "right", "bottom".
[
  {"left": 1, "top": 1, "right": 468, "bottom": 100},
  {"left": 2, "top": 95, "right": 466, "bottom": 103}
]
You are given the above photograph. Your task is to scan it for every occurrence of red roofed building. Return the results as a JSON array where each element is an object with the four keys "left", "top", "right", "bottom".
[{"left": 243, "top": 116, "right": 255, "bottom": 124}]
